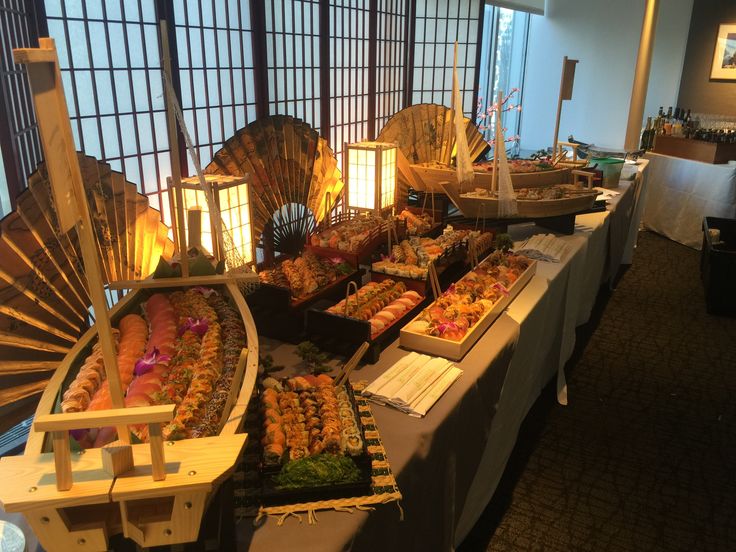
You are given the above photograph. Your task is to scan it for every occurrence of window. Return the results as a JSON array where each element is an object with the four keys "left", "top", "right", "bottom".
[
  {"left": 374, "top": 0, "right": 407, "bottom": 133},
  {"left": 0, "top": 0, "right": 44, "bottom": 217},
  {"left": 44, "top": 0, "right": 171, "bottom": 214},
  {"left": 477, "top": 5, "right": 530, "bottom": 156},
  {"left": 265, "top": 0, "right": 321, "bottom": 132},
  {"left": 411, "top": 0, "right": 482, "bottom": 115},
  {"left": 329, "top": 0, "right": 370, "bottom": 161},
  {"left": 174, "top": 0, "right": 257, "bottom": 174}
]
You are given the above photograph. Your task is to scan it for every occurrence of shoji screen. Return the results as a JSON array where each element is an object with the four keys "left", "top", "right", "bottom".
[
  {"left": 329, "top": 0, "right": 370, "bottom": 161},
  {"left": 264, "top": 0, "right": 321, "bottom": 133},
  {"left": 44, "top": 0, "right": 171, "bottom": 213},
  {"left": 0, "top": 0, "right": 44, "bottom": 215},
  {"left": 374, "top": 0, "right": 407, "bottom": 134},
  {"left": 173, "top": 0, "right": 257, "bottom": 174},
  {"left": 412, "top": 0, "right": 482, "bottom": 115}
]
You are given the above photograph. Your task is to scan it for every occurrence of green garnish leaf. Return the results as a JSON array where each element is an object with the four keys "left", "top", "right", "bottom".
[{"left": 274, "top": 454, "right": 362, "bottom": 489}]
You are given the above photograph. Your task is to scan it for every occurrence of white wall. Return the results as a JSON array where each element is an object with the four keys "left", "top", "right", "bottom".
[{"left": 519, "top": 0, "right": 693, "bottom": 152}]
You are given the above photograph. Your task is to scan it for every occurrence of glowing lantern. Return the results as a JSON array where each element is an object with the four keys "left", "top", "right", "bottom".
[
  {"left": 344, "top": 141, "right": 398, "bottom": 214},
  {"left": 167, "top": 174, "right": 255, "bottom": 267}
]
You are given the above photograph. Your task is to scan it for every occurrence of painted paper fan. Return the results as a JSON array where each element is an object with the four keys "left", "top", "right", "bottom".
[
  {"left": 377, "top": 104, "right": 489, "bottom": 202},
  {"left": 205, "top": 115, "right": 343, "bottom": 255},
  {"left": 377, "top": 103, "right": 488, "bottom": 164},
  {"left": 0, "top": 155, "right": 174, "bottom": 433}
]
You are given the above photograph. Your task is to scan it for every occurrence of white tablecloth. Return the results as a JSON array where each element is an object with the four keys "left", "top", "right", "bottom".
[{"left": 642, "top": 152, "right": 736, "bottom": 249}]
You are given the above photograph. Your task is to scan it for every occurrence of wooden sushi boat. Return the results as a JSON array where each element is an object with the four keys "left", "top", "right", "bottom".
[
  {"left": 440, "top": 181, "right": 598, "bottom": 220},
  {"left": 0, "top": 39, "right": 260, "bottom": 551},
  {"left": 410, "top": 162, "right": 573, "bottom": 192}
]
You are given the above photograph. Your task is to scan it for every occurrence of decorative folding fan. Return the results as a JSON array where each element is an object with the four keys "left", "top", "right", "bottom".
[
  {"left": 0, "top": 155, "right": 174, "bottom": 434},
  {"left": 204, "top": 115, "right": 343, "bottom": 255},
  {"left": 376, "top": 104, "right": 489, "bottom": 202}
]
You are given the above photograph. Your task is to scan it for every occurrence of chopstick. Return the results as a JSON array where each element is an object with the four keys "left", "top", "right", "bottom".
[{"left": 334, "top": 341, "right": 370, "bottom": 387}]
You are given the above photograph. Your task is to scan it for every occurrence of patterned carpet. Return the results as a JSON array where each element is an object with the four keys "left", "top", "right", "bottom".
[{"left": 459, "top": 231, "right": 736, "bottom": 551}]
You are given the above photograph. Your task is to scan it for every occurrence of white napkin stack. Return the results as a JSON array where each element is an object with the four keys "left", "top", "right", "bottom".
[
  {"left": 515, "top": 233, "right": 569, "bottom": 263},
  {"left": 362, "top": 352, "right": 462, "bottom": 418},
  {"left": 594, "top": 187, "right": 621, "bottom": 201}
]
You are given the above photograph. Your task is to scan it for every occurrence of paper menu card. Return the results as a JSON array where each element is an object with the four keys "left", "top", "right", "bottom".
[{"left": 363, "top": 352, "right": 462, "bottom": 417}]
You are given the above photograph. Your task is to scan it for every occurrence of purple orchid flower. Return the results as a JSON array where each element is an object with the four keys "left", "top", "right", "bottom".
[
  {"left": 492, "top": 282, "right": 510, "bottom": 295},
  {"left": 178, "top": 317, "right": 209, "bottom": 337},
  {"left": 191, "top": 286, "right": 218, "bottom": 298},
  {"left": 134, "top": 347, "right": 171, "bottom": 376},
  {"left": 437, "top": 321, "right": 460, "bottom": 335}
]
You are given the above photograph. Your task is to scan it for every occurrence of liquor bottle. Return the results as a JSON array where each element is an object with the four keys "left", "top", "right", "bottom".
[
  {"left": 640, "top": 117, "right": 652, "bottom": 150},
  {"left": 658, "top": 106, "right": 664, "bottom": 117},
  {"left": 674, "top": 107, "right": 681, "bottom": 121},
  {"left": 664, "top": 107, "right": 674, "bottom": 135}
]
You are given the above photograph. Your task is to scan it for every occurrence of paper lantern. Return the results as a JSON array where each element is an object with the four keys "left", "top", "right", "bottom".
[
  {"left": 167, "top": 174, "right": 255, "bottom": 267},
  {"left": 344, "top": 141, "right": 398, "bottom": 214}
]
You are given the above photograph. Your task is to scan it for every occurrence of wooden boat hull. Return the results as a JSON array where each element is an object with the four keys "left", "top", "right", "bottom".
[
  {"left": 1, "top": 282, "right": 258, "bottom": 551},
  {"left": 440, "top": 182, "right": 597, "bottom": 219},
  {"left": 410, "top": 164, "right": 572, "bottom": 192}
]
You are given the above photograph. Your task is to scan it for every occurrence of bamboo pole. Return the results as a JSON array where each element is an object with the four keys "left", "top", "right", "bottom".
[
  {"left": 492, "top": 91, "right": 503, "bottom": 194},
  {"left": 14, "top": 39, "right": 130, "bottom": 444},
  {"left": 161, "top": 18, "right": 189, "bottom": 278},
  {"left": 624, "top": 0, "right": 660, "bottom": 150}
]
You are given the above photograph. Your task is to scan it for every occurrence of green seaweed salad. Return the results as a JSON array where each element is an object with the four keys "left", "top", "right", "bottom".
[{"left": 274, "top": 454, "right": 361, "bottom": 489}]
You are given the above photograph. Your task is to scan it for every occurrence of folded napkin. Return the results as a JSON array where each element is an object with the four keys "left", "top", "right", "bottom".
[
  {"left": 363, "top": 352, "right": 462, "bottom": 417},
  {"left": 515, "top": 233, "right": 569, "bottom": 263}
]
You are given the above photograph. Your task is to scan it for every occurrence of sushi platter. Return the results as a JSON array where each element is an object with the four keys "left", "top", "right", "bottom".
[
  {"left": 370, "top": 230, "right": 495, "bottom": 295},
  {"left": 305, "top": 280, "right": 427, "bottom": 363},
  {"left": 254, "top": 375, "right": 374, "bottom": 505},
  {"left": 400, "top": 251, "right": 536, "bottom": 360},
  {"left": 248, "top": 251, "right": 362, "bottom": 341},
  {"left": 307, "top": 211, "right": 407, "bottom": 266}
]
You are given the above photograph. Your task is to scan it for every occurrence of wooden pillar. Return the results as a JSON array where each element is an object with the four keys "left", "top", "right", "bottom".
[{"left": 624, "top": 0, "right": 660, "bottom": 151}]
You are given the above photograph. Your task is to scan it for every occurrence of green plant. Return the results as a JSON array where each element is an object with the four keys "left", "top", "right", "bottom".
[
  {"left": 295, "top": 341, "right": 330, "bottom": 374},
  {"left": 494, "top": 233, "right": 514, "bottom": 253}
]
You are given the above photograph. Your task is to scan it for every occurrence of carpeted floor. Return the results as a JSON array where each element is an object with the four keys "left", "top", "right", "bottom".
[{"left": 459, "top": 231, "right": 736, "bottom": 552}]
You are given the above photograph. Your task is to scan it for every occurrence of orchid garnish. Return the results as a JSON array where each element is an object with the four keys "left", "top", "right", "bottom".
[
  {"left": 492, "top": 282, "right": 510, "bottom": 295},
  {"left": 328, "top": 256, "right": 345, "bottom": 265},
  {"left": 191, "top": 286, "right": 217, "bottom": 298},
  {"left": 437, "top": 321, "right": 460, "bottom": 334},
  {"left": 179, "top": 317, "right": 209, "bottom": 337},
  {"left": 134, "top": 347, "right": 171, "bottom": 376}
]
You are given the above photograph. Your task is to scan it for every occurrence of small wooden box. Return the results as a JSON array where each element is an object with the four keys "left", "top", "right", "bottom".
[{"left": 653, "top": 135, "right": 736, "bottom": 164}]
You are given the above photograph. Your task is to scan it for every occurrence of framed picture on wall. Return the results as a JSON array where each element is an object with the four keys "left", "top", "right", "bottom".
[{"left": 711, "top": 24, "right": 736, "bottom": 80}]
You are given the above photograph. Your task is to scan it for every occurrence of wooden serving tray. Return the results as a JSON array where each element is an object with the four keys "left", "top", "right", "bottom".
[
  {"left": 305, "top": 293, "right": 428, "bottom": 364},
  {"left": 399, "top": 259, "right": 537, "bottom": 360}
]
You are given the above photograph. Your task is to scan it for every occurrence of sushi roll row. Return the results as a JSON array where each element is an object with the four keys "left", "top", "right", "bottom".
[
  {"left": 335, "top": 386, "right": 363, "bottom": 456},
  {"left": 258, "top": 252, "right": 344, "bottom": 299},
  {"left": 310, "top": 214, "right": 385, "bottom": 253},
  {"left": 259, "top": 375, "right": 366, "bottom": 466},
  {"left": 327, "top": 279, "right": 406, "bottom": 319},
  {"left": 368, "top": 290, "right": 423, "bottom": 337},
  {"left": 190, "top": 291, "right": 247, "bottom": 438}
]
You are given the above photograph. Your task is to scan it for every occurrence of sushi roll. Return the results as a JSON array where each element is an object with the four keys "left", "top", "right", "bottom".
[
  {"left": 263, "top": 443, "right": 284, "bottom": 465},
  {"left": 369, "top": 318, "right": 385, "bottom": 334},
  {"left": 402, "top": 290, "right": 422, "bottom": 301},
  {"left": 396, "top": 297, "right": 415, "bottom": 308},
  {"left": 344, "top": 434, "right": 364, "bottom": 456},
  {"left": 385, "top": 303, "right": 406, "bottom": 316}
]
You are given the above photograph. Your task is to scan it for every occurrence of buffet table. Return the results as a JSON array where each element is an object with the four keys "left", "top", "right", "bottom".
[
  {"left": 642, "top": 152, "right": 736, "bottom": 249},
  {"left": 238, "top": 180, "right": 642, "bottom": 551}
]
